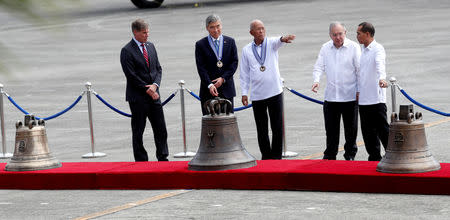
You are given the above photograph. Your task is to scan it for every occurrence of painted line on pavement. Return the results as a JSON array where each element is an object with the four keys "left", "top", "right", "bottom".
[
  {"left": 424, "top": 117, "right": 450, "bottom": 128},
  {"left": 74, "top": 190, "right": 191, "bottom": 220}
]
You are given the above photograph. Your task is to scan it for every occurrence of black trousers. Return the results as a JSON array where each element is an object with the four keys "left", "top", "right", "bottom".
[
  {"left": 128, "top": 101, "right": 169, "bottom": 161},
  {"left": 359, "top": 103, "right": 389, "bottom": 161},
  {"left": 201, "top": 94, "right": 234, "bottom": 116},
  {"left": 252, "top": 93, "right": 283, "bottom": 160},
  {"left": 323, "top": 101, "right": 358, "bottom": 160}
]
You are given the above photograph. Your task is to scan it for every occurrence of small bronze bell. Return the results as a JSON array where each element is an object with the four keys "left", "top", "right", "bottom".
[
  {"left": 5, "top": 115, "right": 61, "bottom": 171},
  {"left": 377, "top": 105, "right": 440, "bottom": 173}
]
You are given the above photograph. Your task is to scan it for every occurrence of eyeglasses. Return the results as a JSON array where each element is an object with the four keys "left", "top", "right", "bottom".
[{"left": 331, "top": 32, "right": 345, "bottom": 37}]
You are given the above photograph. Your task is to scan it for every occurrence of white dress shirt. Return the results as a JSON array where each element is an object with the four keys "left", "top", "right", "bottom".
[
  {"left": 133, "top": 37, "right": 146, "bottom": 54},
  {"left": 240, "top": 37, "right": 284, "bottom": 101},
  {"left": 313, "top": 38, "right": 361, "bottom": 102},
  {"left": 357, "top": 40, "right": 386, "bottom": 105}
]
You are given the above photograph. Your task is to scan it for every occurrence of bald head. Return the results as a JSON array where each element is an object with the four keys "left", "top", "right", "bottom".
[
  {"left": 249, "top": 19, "right": 266, "bottom": 44},
  {"left": 250, "top": 19, "right": 264, "bottom": 31}
]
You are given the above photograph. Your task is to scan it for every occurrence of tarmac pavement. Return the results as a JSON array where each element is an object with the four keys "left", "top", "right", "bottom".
[{"left": 0, "top": 0, "right": 449, "bottom": 219}]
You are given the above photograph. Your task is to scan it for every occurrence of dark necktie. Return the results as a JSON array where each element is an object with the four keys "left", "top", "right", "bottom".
[{"left": 141, "top": 43, "right": 149, "bottom": 67}]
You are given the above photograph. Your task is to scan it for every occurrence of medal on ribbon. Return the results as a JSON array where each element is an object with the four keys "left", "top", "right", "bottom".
[
  {"left": 208, "top": 35, "right": 224, "bottom": 68},
  {"left": 252, "top": 37, "right": 267, "bottom": 72},
  {"left": 260, "top": 66, "right": 266, "bottom": 71}
]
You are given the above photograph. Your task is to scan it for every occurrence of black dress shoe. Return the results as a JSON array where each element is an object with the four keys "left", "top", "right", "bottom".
[
  {"left": 344, "top": 156, "right": 355, "bottom": 161},
  {"left": 323, "top": 155, "right": 336, "bottom": 160}
]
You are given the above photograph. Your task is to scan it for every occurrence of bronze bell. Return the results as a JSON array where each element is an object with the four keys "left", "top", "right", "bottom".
[
  {"left": 188, "top": 98, "right": 257, "bottom": 171},
  {"left": 377, "top": 105, "right": 440, "bottom": 173},
  {"left": 5, "top": 115, "right": 61, "bottom": 171}
]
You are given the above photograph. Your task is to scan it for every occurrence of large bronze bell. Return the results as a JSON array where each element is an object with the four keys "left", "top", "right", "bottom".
[
  {"left": 188, "top": 98, "right": 256, "bottom": 171},
  {"left": 5, "top": 115, "right": 61, "bottom": 171},
  {"left": 377, "top": 105, "right": 440, "bottom": 173}
]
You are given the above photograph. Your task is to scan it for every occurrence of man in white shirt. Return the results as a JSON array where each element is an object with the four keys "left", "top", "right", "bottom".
[
  {"left": 240, "top": 19, "right": 295, "bottom": 160},
  {"left": 312, "top": 22, "right": 361, "bottom": 160},
  {"left": 356, "top": 22, "right": 389, "bottom": 161}
]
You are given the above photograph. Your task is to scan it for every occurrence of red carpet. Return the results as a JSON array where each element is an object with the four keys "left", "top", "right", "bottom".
[{"left": 1, "top": 160, "right": 450, "bottom": 194}]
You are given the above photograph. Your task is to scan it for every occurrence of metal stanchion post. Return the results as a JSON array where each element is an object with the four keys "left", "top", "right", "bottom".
[
  {"left": 174, "top": 80, "right": 196, "bottom": 158},
  {"left": 82, "top": 82, "right": 106, "bottom": 158},
  {"left": 389, "top": 77, "right": 397, "bottom": 114},
  {"left": 281, "top": 78, "right": 298, "bottom": 158},
  {"left": 0, "top": 84, "right": 12, "bottom": 159}
]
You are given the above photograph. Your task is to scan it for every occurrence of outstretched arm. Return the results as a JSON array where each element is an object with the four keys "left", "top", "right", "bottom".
[{"left": 281, "top": 35, "right": 296, "bottom": 43}]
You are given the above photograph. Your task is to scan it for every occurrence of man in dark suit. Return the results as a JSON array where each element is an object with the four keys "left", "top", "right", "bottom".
[
  {"left": 120, "top": 19, "right": 169, "bottom": 161},
  {"left": 195, "top": 14, "right": 238, "bottom": 115}
]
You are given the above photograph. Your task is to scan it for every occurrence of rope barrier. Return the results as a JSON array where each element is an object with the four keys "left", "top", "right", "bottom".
[
  {"left": 285, "top": 87, "right": 324, "bottom": 105},
  {"left": 93, "top": 92, "right": 131, "bottom": 117},
  {"left": 5, "top": 94, "right": 29, "bottom": 116},
  {"left": 234, "top": 104, "right": 252, "bottom": 112},
  {"left": 5, "top": 92, "right": 85, "bottom": 120},
  {"left": 162, "top": 90, "right": 178, "bottom": 106},
  {"left": 399, "top": 88, "right": 449, "bottom": 117},
  {"left": 3, "top": 81, "right": 447, "bottom": 121},
  {"left": 93, "top": 90, "right": 178, "bottom": 118},
  {"left": 184, "top": 87, "right": 252, "bottom": 112},
  {"left": 185, "top": 88, "right": 201, "bottom": 101}
]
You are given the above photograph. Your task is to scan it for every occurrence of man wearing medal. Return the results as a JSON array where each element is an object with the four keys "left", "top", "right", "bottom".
[
  {"left": 195, "top": 14, "right": 238, "bottom": 115},
  {"left": 240, "top": 19, "right": 295, "bottom": 160}
]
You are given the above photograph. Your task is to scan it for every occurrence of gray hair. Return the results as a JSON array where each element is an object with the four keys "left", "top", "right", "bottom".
[
  {"left": 131, "top": 19, "right": 149, "bottom": 32},
  {"left": 205, "top": 14, "right": 221, "bottom": 27},
  {"left": 250, "top": 19, "right": 263, "bottom": 31},
  {"left": 329, "top": 21, "right": 346, "bottom": 33}
]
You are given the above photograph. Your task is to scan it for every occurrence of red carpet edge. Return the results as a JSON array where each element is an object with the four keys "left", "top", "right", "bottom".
[{"left": 1, "top": 160, "right": 449, "bottom": 195}]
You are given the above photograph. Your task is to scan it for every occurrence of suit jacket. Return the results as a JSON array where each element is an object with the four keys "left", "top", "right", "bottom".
[
  {"left": 195, "top": 35, "right": 238, "bottom": 99},
  {"left": 120, "top": 39, "right": 162, "bottom": 103}
]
